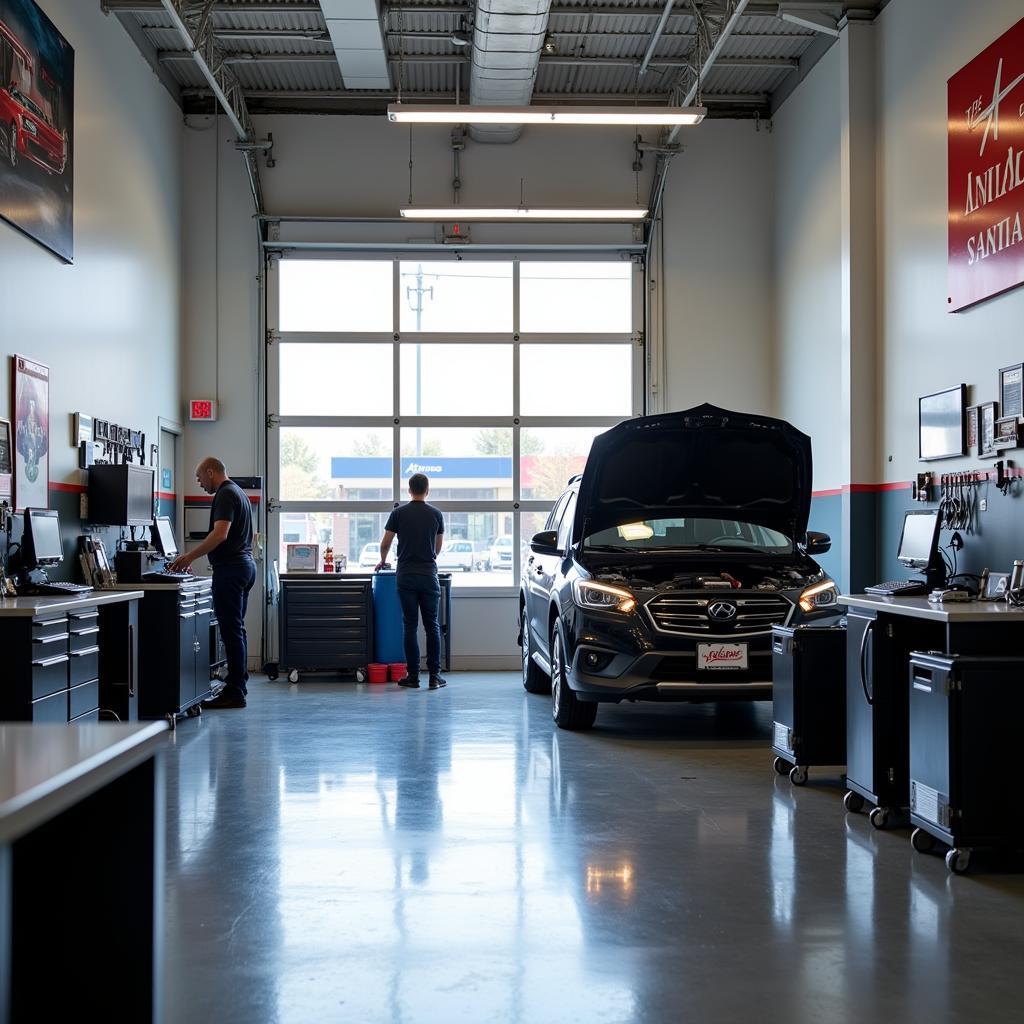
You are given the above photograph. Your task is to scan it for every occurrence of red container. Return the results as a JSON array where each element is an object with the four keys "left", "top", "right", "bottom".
[
  {"left": 367, "top": 663, "right": 388, "bottom": 684},
  {"left": 389, "top": 663, "right": 408, "bottom": 682}
]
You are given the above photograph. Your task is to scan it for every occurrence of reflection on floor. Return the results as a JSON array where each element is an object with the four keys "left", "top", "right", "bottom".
[{"left": 164, "top": 674, "right": 1024, "bottom": 1023}]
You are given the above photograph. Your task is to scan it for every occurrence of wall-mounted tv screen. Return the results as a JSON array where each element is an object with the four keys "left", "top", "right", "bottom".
[{"left": 919, "top": 384, "right": 966, "bottom": 461}]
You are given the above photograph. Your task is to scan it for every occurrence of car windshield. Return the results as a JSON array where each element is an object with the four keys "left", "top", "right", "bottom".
[{"left": 583, "top": 517, "right": 793, "bottom": 554}]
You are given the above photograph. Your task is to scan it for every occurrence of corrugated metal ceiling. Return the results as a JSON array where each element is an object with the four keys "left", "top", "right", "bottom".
[{"left": 114, "top": 1, "right": 877, "bottom": 114}]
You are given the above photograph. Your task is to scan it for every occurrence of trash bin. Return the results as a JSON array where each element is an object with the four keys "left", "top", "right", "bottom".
[{"left": 372, "top": 570, "right": 405, "bottom": 664}]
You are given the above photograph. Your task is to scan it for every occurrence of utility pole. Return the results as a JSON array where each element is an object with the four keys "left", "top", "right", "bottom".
[{"left": 403, "top": 264, "right": 437, "bottom": 457}]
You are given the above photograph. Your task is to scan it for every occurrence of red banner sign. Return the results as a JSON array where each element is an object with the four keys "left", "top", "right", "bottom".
[{"left": 947, "top": 16, "right": 1024, "bottom": 312}]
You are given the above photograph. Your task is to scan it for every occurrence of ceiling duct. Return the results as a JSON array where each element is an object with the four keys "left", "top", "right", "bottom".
[
  {"left": 469, "top": 0, "right": 553, "bottom": 144},
  {"left": 320, "top": 0, "right": 391, "bottom": 90}
]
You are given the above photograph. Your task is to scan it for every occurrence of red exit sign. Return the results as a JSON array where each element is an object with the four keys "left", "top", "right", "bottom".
[{"left": 189, "top": 399, "right": 218, "bottom": 421}]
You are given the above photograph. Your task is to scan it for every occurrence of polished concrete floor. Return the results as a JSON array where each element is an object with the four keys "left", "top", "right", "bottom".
[{"left": 163, "top": 675, "right": 1024, "bottom": 1023}]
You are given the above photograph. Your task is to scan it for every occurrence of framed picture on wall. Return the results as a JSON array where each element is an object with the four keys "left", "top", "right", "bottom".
[
  {"left": 0, "top": 416, "right": 12, "bottom": 501},
  {"left": 998, "top": 364, "right": 1024, "bottom": 420},
  {"left": 0, "top": 0, "right": 75, "bottom": 262},
  {"left": 979, "top": 400, "right": 999, "bottom": 459},
  {"left": 11, "top": 354, "right": 49, "bottom": 509},
  {"left": 966, "top": 405, "right": 979, "bottom": 453}
]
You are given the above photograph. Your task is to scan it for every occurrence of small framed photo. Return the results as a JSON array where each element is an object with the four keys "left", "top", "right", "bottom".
[
  {"left": 994, "top": 415, "right": 1023, "bottom": 449},
  {"left": 999, "top": 363, "right": 1024, "bottom": 420},
  {"left": 979, "top": 400, "right": 999, "bottom": 458},
  {"left": 0, "top": 416, "right": 12, "bottom": 501},
  {"left": 981, "top": 571, "right": 1010, "bottom": 601},
  {"left": 966, "top": 405, "right": 979, "bottom": 453}
]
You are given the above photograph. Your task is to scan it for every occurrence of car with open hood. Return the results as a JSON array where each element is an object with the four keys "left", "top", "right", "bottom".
[{"left": 518, "top": 404, "right": 838, "bottom": 730}]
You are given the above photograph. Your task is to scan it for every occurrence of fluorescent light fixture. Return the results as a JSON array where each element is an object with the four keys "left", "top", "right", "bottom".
[
  {"left": 387, "top": 103, "right": 706, "bottom": 126},
  {"left": 399, "top": 207, "right": 648, "bottom": 221}
]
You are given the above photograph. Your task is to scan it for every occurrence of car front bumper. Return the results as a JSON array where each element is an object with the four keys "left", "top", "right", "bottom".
[{"left": 565, "top": 608, "right": 779, "bottom": 703}]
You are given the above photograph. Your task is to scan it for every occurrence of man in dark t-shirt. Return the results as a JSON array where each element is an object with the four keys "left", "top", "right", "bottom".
[
  {"left": 377, "top": 473, "right": 447, "bottom": 689},
  {"left": 169, "top": 457, "right": 256, "bottom": 709}
]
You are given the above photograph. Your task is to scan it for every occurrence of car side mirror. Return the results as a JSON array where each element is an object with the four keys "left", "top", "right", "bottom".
[
  {"left": 804, "top": 531, "right": 831, "bottom": 555},
  {"left": 530, "top": 530, "right": 560, "bottom": 556}
]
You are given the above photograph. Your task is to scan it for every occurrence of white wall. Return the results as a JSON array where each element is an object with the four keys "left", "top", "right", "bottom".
[
  {"left": 660, "top": 120, "right": 776, "bottom": 416},
  {"left": 876, "top": 0, "right": 1024, "bottom": 479},
  {"left": 182, "top": 114, "right": 779, "bottom": 667},
  {"left": 772, "top": 44, "right": 843, "bottom": 491},
  {"left": 0, "top": 0, "right": 182, "bottom": 552}
]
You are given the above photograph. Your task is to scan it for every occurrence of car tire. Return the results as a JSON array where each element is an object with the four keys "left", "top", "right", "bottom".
[
  {"left": 551, "top": 619, "right": 597, "bottom": 731},
  {"left": 521, "top": 607, "right": 551, "bottom": 694}
]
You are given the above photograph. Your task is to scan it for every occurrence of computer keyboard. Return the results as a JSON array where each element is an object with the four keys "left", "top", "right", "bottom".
[
  {"left": 865, "top": 580, "right": 929, "bottom": 596},
  {"left": 142, "top": 571, "right": 193, "bottom": 583},
  {"left": 35, "top": 581, "right": 95, "bottom": 595}
]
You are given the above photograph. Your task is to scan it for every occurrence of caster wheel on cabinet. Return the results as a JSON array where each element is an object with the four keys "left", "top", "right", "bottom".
[
  {"left": 355, "top": 668, "right": 367, "bottom": 683},
  {"left": 789, "top": 765, "right": 809, "bottom": 786},
  {"left": 911, "top": 827, "right": 937, "bottom": 854},
  {"left": 869, "top": 806, "right": 891, "bottom": 830},
  {"left": 844, "top": 790, "right": 865, "bottom": 813},
  {"left": 288, "top": 669, "right": 299, "bottom": 684},
  {"left": 946, "top": 848, "right": 971, "bottom": 875},
  {"left": 773, "top": 756, "right": 790, "bottom": 776},
  {"left": 165, "top": 713, "right": 177, "bottom": 732},
  {"left": 264, "top": 662, "right": 279, "bottom": 681},
  {"left": 186, "top": 704, "right": 202, "bottom": 718}
]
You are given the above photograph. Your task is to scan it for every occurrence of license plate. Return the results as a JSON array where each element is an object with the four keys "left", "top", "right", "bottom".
[{"left": 697, "top": 642, "right": 748, "bottom": 670}]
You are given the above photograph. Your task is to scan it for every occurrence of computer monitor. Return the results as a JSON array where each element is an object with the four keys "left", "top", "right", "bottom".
[
  {"left": 151, "top": 516, "right": 178, "bottom": 558},
  {"left": 24, "top": 508, "right": 64, "bottom": 567},
  {"left": 897, "top": 509, "right": 941, "bottom": 570}
]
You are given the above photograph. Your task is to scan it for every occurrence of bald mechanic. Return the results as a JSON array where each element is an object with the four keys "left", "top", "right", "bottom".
[{"left": 168, "top": 457, "right": 256, "bottom": 710}]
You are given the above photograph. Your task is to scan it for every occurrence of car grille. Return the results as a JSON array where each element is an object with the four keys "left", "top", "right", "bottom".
[{"left": 645, "top": 594, "right": 793, "bottom": 637}]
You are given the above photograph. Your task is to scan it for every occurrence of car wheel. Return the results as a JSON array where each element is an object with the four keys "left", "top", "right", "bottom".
[
  {"left": 551, "top": 619, "right": 597, "bottom": 731},
  {"left": 521, "top": 606, "right": 551, "bottom": 694},
  {"left": 9, "top": 124, "right": 17, "bottom": 169}
]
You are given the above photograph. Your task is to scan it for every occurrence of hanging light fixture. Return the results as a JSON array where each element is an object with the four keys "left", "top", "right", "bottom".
[{"left": 387, "top": 104, "right": 706, "bottom": 126}]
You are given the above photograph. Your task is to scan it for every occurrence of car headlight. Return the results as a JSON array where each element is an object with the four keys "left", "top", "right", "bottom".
[
  {"left": 22, "top": 118, "right": 37, "bottom": 136},
  {"left": 799, "top": 580, "right": 838, "bottom": 612},
  {"left": 572, "top": 579, "right": 637, "bottom": 614}
]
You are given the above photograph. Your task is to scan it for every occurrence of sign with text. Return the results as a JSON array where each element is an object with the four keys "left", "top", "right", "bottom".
[{"left": 947, "top": 16, "right": 1024, "bottom": 311}]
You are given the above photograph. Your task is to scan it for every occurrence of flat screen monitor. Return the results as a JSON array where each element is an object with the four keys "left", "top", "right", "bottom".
[
  {"left": 897, "top": 509, "right": 940, "bottom": 568},
  {"left": 152, "top": 516, "right": 178, "bottom": 558},
  {"left": 25, "top": 508, "right": 63, "bottom": 567},
  {"left": 919, "top": 385, "right": 966, "bottom": 461}
]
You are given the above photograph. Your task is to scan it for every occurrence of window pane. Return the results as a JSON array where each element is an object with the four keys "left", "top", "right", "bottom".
[
  {"left": 279, "top": 344, "right": 392, "bottom": 416},
  {"left": 520, "top": 510, "right": 553, "bottom": 548},
  {"left": 519, "top": 345, "right": 632, "bottom": 416},
  {"left": 279, "top": 512, "right": 392, "bottom": 572},
  {"left": 520, "top": 426, "right": 604, "bottom": 500},
  {"left": 400, "top": 428, "right": 512, "bottom": 498},
  {"left": 399, "top": 262, "right": 512, "bottom": 333},
  {"left": 280, "top": 427, "right": 393, "bottom": 501},
  {"left": 520, "top": 262, "right": 632, "bottom": 333},
  {"left": 440, "top": 511, "right": 515, "bottom": 589},
  {"left": 279, "top": 260, "right": 393, "bottom": 332},
  {"left": 400, "top": 344, "right": 512, "bottom": 416}
]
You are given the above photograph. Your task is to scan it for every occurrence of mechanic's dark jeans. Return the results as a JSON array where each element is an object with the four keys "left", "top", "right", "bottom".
[
  {"left": 397, "top": 573, "right": 441, "bottom": 678},
  {"left": 212, "top": 557, "right": 257, "bottom": 698}
]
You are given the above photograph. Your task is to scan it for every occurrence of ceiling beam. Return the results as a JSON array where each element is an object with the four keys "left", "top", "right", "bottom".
[
  {"left": 156, "top": 0, "right": 264, "bottom": 213},
  {"left": 183, "top": 87, "right": 767, "bottom": 103},
  {"left": 161, "top": 49, "right": 796, "bottom": 71}
]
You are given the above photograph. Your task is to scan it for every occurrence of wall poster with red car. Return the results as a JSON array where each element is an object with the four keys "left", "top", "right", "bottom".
[
  {"left": 0, "top": 0, "right": 73, "bottom": 262},
  {"left": 947, "top": 16, "right": 1024, "bottom": 312}
]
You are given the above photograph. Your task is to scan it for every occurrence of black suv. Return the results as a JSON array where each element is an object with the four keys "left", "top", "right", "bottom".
[{"left": 518, "top": 404, "right": 839, "bottom": 730}]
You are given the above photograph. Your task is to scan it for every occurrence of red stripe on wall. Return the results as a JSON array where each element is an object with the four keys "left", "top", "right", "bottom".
[
  {"left": 49, "top": 481, "right": 87, "bottom": 494},
  {"left": 157, "top": 491, "right": 176, "bottom": 502},
  {"left": 811, "top": 481, "right": 914, "bottom": 498},
  {"left": 185, "top": 494, "right": 261, "bottom": 504}
]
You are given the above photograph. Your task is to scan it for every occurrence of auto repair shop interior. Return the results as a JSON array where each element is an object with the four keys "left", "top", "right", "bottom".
[{"left": 0, "top": 0, "right": 1023, "bottom": 1021}]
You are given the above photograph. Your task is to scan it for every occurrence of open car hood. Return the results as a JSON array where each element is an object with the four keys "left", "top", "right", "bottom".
[{"left": 573, "top": 404, "right": 813, "bottom": 544}]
